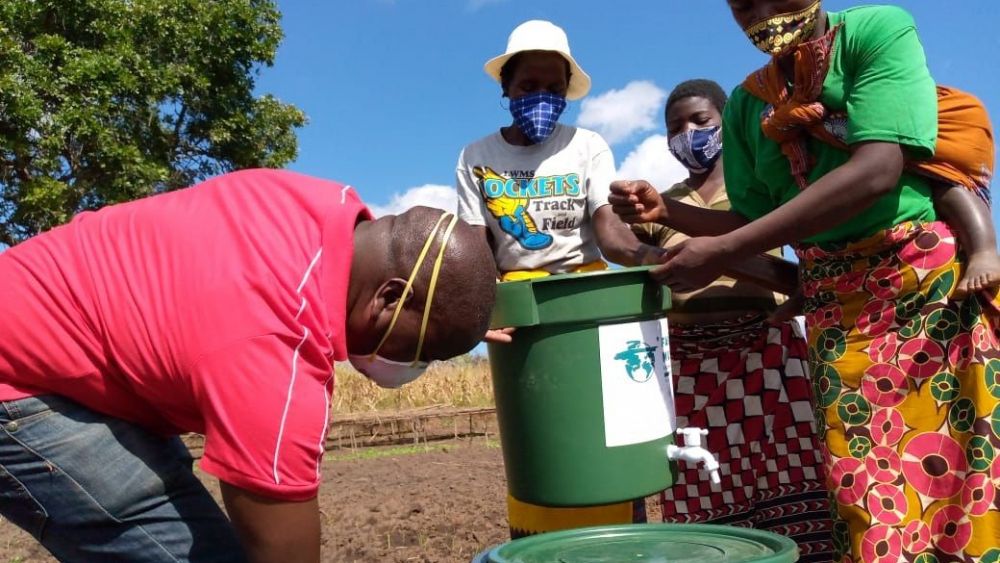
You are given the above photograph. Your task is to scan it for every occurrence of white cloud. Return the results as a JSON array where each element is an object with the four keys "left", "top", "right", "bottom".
[
  {"left": 367, "top": 184, "right": 457, "bottom": 218},
  {"left": 577, "top": 81, "right": 667, "bottom": 145},
  {"left": 615, "top": 134, "right": 688, "bottom": 190}
]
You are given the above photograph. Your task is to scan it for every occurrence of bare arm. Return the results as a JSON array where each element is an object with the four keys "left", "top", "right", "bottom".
[
  {"left": 609, "top": 180, "right": 750, "bottom": 237},
  {"left": 662, "top": 199, "right": 750, "bottom": 237},
  {"left": 716, "top": 142, "right": 904, "bottom": 257},
  {"left": 724, "top": 253, "right": 800, "bottom": 296},
  {"left": 221, "top": 482, "right": 321, "bottom": 563},
  {"left": 610, "top": 181, "right": 795, "bottom": 293},
  {"left": 653, "top": 142, "right": 904, "bottom": 292},
  {"left": 592, "top": 205, "right": 664, "bottom": 266}
]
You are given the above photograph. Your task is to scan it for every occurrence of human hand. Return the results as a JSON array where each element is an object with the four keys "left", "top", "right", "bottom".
[
  {"left": 609, "top": 180, "right": 667, "bottom": 224},
  {"left": 484, "top": 327, "right": 516, "bottom": 344},
  {"left": 638, "top": 244, "right": 669, "bottom": 266},
  {"left": 650, "top": 237, "right": 731, "bottom": 293}
]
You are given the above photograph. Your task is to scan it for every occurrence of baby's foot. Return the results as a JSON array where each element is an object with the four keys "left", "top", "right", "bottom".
[
  {"left": 955, "top": 251, "right": 1000, "bottom": 299},
  {"left": 769, "top": 290, "right": 805, "bottom": 323}
]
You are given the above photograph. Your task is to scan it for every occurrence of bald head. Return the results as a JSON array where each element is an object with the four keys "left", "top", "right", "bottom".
[
  {"left": 348, "top": 207, "right": 497, "bottom": 362},
  {"left": 388, "top": 207, "right": 496, "bottom": 358}
]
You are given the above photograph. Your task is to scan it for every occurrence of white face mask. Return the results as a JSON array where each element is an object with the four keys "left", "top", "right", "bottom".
[
  {"left": 348, "top": 212, "right": 459, "bottom": 388},
  {"left": 346, "top": 354, "right": 429, "bottom": 389}
]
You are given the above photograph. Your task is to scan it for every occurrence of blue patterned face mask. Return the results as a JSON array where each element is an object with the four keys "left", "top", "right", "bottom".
[
  {"left": 509, "top": 92, "right": 567, "bottom": 144},
  {"left": 668, "top": 125, "right": 722, "bottom": 174}
]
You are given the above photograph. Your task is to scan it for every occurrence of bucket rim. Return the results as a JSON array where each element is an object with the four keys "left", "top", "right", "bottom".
[
  {"left": 475, "top": 522, "right": 800, "bottom": 563},
  {"left": 496, "top": 265, "right": 654, "bottom": 286}
]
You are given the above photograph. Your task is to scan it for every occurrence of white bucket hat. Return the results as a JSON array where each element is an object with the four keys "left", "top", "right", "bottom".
[{"left": 484, "top": 20, "right": 591, "bottom": 101}]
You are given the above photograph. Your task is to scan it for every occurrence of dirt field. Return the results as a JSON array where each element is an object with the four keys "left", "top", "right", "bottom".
[
  {"left": 0, "top": 434, "right": 662, "bottom": 562},
  {"left": 0, "top": 438, "right": 509, "bottom": 562},
  {"left": 323, "top": 439, "right": 512, "bottom": 562}
]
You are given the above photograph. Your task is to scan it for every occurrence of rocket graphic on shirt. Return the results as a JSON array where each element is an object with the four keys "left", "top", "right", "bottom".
[{"left": 473, "top": 166, "right": 554, "bottom": 250}]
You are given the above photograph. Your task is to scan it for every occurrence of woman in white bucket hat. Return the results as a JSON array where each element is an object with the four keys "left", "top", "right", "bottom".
[
  {"left": 456, "top": 20, "right": 661, "bottom": 340},
  {"left": 455, "top": 19, "right": 660, "bottom": 538},
  {"left": 482, "top": 19, "right": 591, "bottom": 104},
  {"left": 456, "top": 19, "right": 661, "bottom": 339}
]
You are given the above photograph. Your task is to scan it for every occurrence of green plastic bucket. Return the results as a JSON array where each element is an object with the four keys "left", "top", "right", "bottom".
[
  {"left": 487, "top": 267, "right": 676, "bottom": 507},
  {"left": 472, "top": 523, "right": 800, "bottom": 562}
]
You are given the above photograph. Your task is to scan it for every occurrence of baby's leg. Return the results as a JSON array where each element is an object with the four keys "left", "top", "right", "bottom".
[{"left": 933, "top": 184, "right": 1000, "bottom": 297}]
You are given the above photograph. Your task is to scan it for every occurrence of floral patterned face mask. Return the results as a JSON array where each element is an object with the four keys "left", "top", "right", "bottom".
[{"left": 744, "top": 0, "right": 821, "bottom": 57}]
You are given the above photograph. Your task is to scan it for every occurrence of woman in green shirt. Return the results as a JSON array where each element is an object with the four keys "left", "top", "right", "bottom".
[{"left": 612, "top": 2, "right": 1000, "bottom": 561}]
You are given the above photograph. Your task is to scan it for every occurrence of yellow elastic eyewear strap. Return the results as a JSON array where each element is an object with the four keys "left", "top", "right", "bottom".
[
  {"left": 371, "top": 212, "right": 458, "bottom": 363},
  {"left": 412, "top": 213, "right": 459, "bottom": 363}
]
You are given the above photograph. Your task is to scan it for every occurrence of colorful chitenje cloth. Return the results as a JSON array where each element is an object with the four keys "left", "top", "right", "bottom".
[
  {"left": 659, "top": 314, "right": 834, "bottom": 562},
  {"left": 796, "top": 220, "right": 1000, "bottom": 562}
]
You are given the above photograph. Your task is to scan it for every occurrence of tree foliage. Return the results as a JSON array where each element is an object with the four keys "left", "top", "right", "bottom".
[{"left": 0, "top": 0, "right": 306, "bottom": 245}]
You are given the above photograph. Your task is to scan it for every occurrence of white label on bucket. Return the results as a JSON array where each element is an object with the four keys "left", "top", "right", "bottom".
[{"left": 597, "top": 318, "right": 674, "bottom": 448}]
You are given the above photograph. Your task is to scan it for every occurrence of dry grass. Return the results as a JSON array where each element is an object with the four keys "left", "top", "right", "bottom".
[{"left": 332, "top": 355, "right": 494, "bottom": 415}]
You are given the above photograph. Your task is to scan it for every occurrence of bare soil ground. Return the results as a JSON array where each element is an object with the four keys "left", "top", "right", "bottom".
[
  {"left": 0, "top": 438, "right": 508, "bottom": 563},
  {"left": 1, "top": 429, "right": 661, "bottom": 562},
  {"left": 323, "top": 439, "right": 512, "bottom": 562},
  {"left": 0, "top": 438, "right": 510, "bottom": 563}
]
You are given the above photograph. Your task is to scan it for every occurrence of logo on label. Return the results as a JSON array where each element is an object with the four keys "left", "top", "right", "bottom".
[{"left": 613, "top": 340, "right": 660, "bottom": 383}]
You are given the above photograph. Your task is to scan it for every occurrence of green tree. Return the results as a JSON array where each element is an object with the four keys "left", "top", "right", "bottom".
[{"left": 0, "top": 0, "right": 306, "bottom": 246}]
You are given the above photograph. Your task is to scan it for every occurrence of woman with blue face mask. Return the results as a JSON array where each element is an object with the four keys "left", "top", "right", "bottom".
[
  {"left": 455, "top": 19, "right": 663, "bottom": 538},
  {"left": 632, "top": 79, "right": 834, "bottom": 560},
  {"left": 456, "top": 20, "right": 663, "bottom": 346}
]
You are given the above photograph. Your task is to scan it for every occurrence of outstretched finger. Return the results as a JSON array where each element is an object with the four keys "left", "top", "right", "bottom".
[
  {"left": 610, "top": 202, "right": 643, "bottom": 213},
  {"left": 610, "top": 180, "right": 637, "bottom": 195},
  {"left": 484, "top": 327, "right": 515, "bottom": 344},
  {"left": 608, "top": 192, "right": 639, "bottom": 206}
]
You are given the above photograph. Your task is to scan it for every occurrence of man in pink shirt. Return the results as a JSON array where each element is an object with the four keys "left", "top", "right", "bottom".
[{"left": 0, "top": 169, "right": 497, "bottom": 562}]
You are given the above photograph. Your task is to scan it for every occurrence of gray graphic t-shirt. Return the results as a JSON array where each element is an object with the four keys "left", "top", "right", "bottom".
[{"left": 455, "top": 124, "right": 615, "bottom": 274}]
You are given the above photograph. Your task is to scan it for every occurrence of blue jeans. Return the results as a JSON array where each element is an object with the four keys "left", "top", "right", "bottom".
[{"left": 0, "top": 395, "right": 247, "bottom": 562}]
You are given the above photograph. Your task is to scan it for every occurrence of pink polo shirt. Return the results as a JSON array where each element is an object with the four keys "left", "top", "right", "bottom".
[{"left": 0, "top": 169, "right": 371, "bottom": 500}]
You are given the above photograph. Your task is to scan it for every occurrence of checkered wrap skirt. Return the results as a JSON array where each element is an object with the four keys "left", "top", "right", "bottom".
[{"left": 659, "top": 313, "right": 835, "bottom": 562}]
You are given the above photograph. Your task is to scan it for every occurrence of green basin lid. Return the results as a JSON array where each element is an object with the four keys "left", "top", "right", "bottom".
[{"left": 477, "top": 524, "right": 799, "bottom": 563}]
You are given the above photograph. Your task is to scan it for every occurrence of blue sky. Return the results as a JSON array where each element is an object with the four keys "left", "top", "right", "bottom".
[{"left": 258, "top": 0, "right": 1000, "bottom": 229}]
